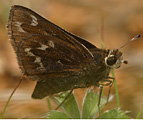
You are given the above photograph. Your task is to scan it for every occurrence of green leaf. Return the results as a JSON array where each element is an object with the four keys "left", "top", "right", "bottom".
[
  {"left": 82, "top": 89, "right": 106, "bottom": 119},
  {"left": 112, "top": 70, "right": 120, "bottom": 107},
  {"left": 136, "top": 111, "right": 141, "bottom": 119},
  {"left": 45, "top": 110, "right": 71, "bottom": 119},
  {"left": 51, "top": 91, "right": 80, "bottom": 119},
  {"left": 97, "top": 108, "right": 130, "bottom": 119}
]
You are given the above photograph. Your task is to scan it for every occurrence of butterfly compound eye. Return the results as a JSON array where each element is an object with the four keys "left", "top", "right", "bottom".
[{"left": 106, "top": 56, "right": 117, "bottom": 66}]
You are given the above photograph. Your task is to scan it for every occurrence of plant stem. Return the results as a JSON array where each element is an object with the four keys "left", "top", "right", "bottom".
[
  {"left": 0, "top": 78, "right": 22, "bottom": 119},
  {"left": 47, "top": 97, "right": 52, "bottom": 110},
  {"left": 111, "top": 70, "right": 120, "bottom": 107},
  {"left": 136, "top": 111, "right": 141, "bottom": 119}
]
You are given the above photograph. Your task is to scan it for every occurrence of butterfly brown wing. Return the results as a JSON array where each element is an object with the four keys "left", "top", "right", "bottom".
[{"left": 7, "top": 5, "right": 97, "bottom": 98}]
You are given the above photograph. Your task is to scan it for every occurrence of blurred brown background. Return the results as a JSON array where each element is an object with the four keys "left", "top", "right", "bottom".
[{"left": 0, "top": 0, "right": 143, "bottom": 118}]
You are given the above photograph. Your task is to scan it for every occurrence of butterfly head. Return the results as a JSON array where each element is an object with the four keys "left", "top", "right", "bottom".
[
  {"left": 104, "top": 34, "right": 141, "bottom": 69},
  {"left": 105, "top": 49, "right": 127, "bottom": 69}
]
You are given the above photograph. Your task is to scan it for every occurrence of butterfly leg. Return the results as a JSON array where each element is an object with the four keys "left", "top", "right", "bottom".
[
  {"left": 55, "top": 88, "right": 74, "bottom": 110},
  {"left": 97, "top": 84, "right": 103, "bottom": 116},
  {"left": 106, "top": 77, "right": 114, "bottom": 105},
  {"left": 97, "top": 77, "right": 114, "bottom": 115}
]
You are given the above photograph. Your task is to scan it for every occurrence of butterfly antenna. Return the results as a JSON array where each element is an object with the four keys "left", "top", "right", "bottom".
[{"left": 118, "top": 34, "right": 141, "bottom": 50}]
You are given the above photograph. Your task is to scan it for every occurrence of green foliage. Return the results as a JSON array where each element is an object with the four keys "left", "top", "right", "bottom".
[
  {"left": 82, "top": 90, "right": 106, "bottom": 119},
  {"left": 50, "top": 91, "right": 80, "bottom": 119},
  {"left": 46, "top": 111, "right": 71, "bottom": 119},
  {"left": 45, "top": 90, "right": 130, "bottom": 119},
  {"left": 97, "top": 108, "right": 130, "bottom": 119}
]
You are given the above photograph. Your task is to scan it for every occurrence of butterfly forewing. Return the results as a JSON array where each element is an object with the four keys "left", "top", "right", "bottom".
[{"left": 7, "top": 5, "right": 96, "bottom": 80}]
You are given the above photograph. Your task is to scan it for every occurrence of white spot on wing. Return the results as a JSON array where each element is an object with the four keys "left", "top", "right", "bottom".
[
  {"left": 15, "top": 22, "right": 25, "bottom": 32},
  {"left": 34, "top": 57, "right": 41, "bottom": 63},
  {"left": 25, "top": 48, "right": 31, "bottom": 52},
  {"left": 57, "top": 60, "right": 63, "bottom": 66},
  {"left": 24, "top": 48, "right": 46, "bottom": 71},
  {"left": 30, "top": 15, "right": 38, "bottom": 26},
  {"left": 37, "top": 44, "right": 48, "bottom": 50},
  {"left": 24, "top": 48, "right": 45, "bottom": 70},
  {"left": 24, "top": 48, "right": 35, "bottom": 56},
  {"left": 49, "top": 40, "right": 55, "bottom": 48},
  {"left": 34, "top": 57, "right": 44, "bottom": 68}
]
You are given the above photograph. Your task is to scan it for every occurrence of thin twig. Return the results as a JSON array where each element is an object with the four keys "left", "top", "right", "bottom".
[{"left": 0, "top": 77, "right": 23, "bottom": 118}]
